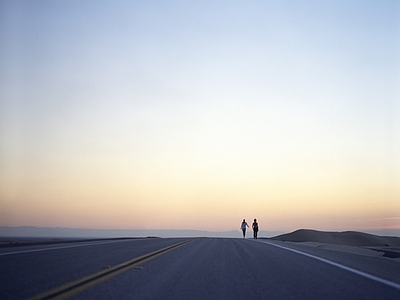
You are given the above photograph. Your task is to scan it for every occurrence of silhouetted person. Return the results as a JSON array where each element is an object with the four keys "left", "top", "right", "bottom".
[
  {"left": 240, "top": 219, "right": 249, "bottom": 238},
  {"left": 252, "top": 219, "right": 259, "bottom": 239}
]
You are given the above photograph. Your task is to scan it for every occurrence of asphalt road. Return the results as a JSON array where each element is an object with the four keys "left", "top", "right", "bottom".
[{"left": 1, "top": 237, "right": 399, "bottom": 299}]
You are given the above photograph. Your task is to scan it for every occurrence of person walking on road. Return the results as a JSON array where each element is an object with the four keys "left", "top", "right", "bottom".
[
  {"left": 240, "top": 219, "right": 249, "bottom": 238},
  {"left": 252, "top": 219, "right": 259, "bottom": 239}
]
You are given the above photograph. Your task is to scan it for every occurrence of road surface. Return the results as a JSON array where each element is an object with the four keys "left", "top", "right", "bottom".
[{"left": 1, "top": 237, "right": 399, "bottom": 299}]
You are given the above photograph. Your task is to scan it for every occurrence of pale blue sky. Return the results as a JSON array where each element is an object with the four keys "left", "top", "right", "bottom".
[{"left": 1, "top": 1, "right": 399, "bottom": 232}]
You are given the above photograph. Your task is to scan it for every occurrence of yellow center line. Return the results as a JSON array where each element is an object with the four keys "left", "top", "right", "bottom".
[{"left": 29, "top": 239, "right": 196, "bottom": 300}]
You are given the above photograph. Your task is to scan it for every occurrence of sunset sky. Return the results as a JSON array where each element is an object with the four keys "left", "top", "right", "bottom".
[{"left": 1, "top": 0, "right": 399, "bottom": 234}]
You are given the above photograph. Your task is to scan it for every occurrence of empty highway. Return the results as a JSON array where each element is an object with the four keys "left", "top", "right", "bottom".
[{"left": 1, "top": 237, "right": 399, "bottom": 299}]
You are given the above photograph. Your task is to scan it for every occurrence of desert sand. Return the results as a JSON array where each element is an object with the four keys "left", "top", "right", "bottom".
[{"left": 271, "top": 229, "right": 400, "bottom": 260}]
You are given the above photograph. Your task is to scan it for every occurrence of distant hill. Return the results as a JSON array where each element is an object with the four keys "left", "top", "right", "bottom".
[{"left": 272, "top": 229, "right": 400, "bottom": 247}]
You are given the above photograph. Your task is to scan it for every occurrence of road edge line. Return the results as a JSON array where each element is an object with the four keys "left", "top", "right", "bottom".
[{"left": 260, "top": 240, "right": 400, "bottom": 291}]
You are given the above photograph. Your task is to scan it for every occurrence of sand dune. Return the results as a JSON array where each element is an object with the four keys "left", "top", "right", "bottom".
[{"left": 272, "top": 229, "right": 400, "bottom": 247}]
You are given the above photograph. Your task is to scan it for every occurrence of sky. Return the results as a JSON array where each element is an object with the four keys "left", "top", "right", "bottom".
[{"left": 1, "top": 0, "right": 399, "bottom": 234}]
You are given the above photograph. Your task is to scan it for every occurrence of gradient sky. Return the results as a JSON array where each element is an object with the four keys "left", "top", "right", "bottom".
[{"left": 1, "top": 0, "right": 399, "bottom": 233}]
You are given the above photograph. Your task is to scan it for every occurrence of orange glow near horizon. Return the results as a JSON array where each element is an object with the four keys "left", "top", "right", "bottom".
[{"left": 1, "top": 158, "right": 399, "bottom": 233}]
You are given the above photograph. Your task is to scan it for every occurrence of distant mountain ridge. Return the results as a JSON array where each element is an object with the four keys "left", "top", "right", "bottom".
[
  {"left": 0, "top": 226, "right": 283, "bottom": 238},
  {"left": 272, "top": 229, "right": 400, "bottom": 247}
]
